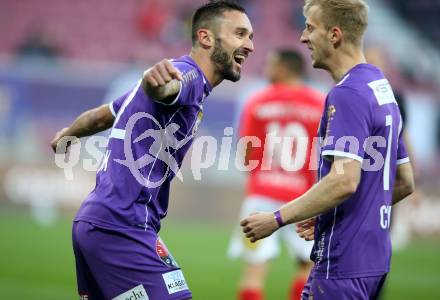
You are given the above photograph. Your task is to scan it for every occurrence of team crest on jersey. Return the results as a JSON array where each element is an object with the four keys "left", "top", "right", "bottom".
[
  {"left": 156, "top": 237, "right": 179, "bottom": 268},
  {"left": 327, "top": 105, "right": 336, "bottom": 119},
  {"left": 192, "top": 109, "right": 204, "bottom": 135}
]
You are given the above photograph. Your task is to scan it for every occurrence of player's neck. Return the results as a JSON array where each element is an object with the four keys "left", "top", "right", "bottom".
[
  {"left": 189, "top": 50, "right": 223, "bottom": 87},
  {"left": 328, "top": 47, "right": 367, "bottom": 83}
]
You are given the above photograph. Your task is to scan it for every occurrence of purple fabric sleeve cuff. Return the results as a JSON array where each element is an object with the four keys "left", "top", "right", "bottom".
[{"left": 274, "top": 210, "right": 285, "bottom": 228}]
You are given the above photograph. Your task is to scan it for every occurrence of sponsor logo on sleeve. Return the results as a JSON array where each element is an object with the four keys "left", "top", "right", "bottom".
[
  {"left": 182, "top": 69, "right": 199, "bottom": 85},
  {"left": 162, "top": 270, "right": 189, "bottom": 295},
  {"left": 368, "top": 79, "right": 397, "bottom": 106},
  {"left": 112, "top": 284, "right": 149, "bottom": 300}
]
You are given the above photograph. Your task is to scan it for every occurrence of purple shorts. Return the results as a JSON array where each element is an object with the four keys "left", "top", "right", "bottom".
[
  {"left": 301, "top": 272, "right": 387, "bottom": 300},
  {"left": 72, "top": 221, "right": 192, "bottom": 300}
]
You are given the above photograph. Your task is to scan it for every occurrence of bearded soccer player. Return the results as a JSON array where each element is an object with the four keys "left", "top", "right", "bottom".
[
  {"left": 228, "top": 49, "right": 323, "bottom": 300},
  {"left": 240, "top": 1, "right": 415, "bottom": 299},
  {"left": 50, "top": 1, "right": 254, "bottom": 299}
]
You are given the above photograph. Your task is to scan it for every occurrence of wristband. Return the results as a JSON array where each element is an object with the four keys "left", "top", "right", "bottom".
[{"left": 274, "top": 210, "right": 285, "bottom": 228}]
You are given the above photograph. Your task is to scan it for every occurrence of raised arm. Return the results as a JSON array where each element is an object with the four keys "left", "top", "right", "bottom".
[
  {"left": 51, "top": 104, "right": 114, "bottom": 152},
  {"left": 392, "top": 162, "right": 415, "bottom": 205},
  {"left": 141, "top": 59, "right": 183, "bottom": 104}
]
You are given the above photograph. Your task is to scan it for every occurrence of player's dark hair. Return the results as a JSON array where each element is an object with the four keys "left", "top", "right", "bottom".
[
  {"left": 275, "top": 49, "right": 305, "bottom": 76},
  {"left": 191, "top": 1, "right": 246, "bottom": 45}
]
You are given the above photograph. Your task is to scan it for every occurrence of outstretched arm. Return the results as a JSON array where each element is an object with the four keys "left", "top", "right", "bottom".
[
  {"left": 141, "top": 59, "right": 183, "bottom": 104},
  {"left": 51, "top": 104, "right": 114, "bottom": 152}
]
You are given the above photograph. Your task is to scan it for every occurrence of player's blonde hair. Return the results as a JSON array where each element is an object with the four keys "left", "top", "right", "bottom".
[{"left": 303, "top": 0, "right": 369, "bottom": 46}]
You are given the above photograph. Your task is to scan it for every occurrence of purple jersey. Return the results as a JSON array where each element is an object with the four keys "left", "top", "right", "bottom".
[
  {"left": 75, "top": 55, "right": 212, "bottom": 232},
  {"left": 312, "top": 64, "right": 409, "bottom": 279}
]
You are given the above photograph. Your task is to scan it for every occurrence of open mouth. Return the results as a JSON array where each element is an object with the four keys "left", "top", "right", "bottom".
[{"left": 234, "top": 54, "right": 246, "bottom": 67}]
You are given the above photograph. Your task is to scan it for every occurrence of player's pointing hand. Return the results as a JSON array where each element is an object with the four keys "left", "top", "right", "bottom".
[
  {"left": 51, "top": 127, "right": 70, "bottom": 153},
  {"left": 240, "top": 212, "right": 279, "bottom": 243}
]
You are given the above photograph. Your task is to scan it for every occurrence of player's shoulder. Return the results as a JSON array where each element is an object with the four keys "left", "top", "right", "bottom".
[
  {"left": 329, "top": 64, "right": 384, "bottom": 106},
  {"left": 170, "top": 55, "right": 205, "bottom": 86},
  {"left": 170, "top": 55, "right": 196, "bottom": 68},
  {"left": 325, "top": 85, "right": 374, "bottom": 120},
  {"left": 334, "top": 64, "right": 385, "bottom": 95}
]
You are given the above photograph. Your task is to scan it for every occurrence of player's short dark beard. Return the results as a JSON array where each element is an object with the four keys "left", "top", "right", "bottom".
[{"left": 211, "top": 38, "right": 240, "bottom": 82}]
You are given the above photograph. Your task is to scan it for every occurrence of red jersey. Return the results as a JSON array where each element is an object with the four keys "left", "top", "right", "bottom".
[{"left": 240, "top": 83, "right": 324, "bottom": 202}]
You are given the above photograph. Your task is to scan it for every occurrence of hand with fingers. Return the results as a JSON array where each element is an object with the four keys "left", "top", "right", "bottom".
[
  {"left": 51, "top": 127, "right": 71, "bottom": 153},
  {"left": 240, "top": 212, "right": 280, "bottom": 243},
  {"left": 142, "top": 59, "right": 183, "bottom": 102},
  {"left": 296, "top": 217, "right": 315, "bottom": 241}
]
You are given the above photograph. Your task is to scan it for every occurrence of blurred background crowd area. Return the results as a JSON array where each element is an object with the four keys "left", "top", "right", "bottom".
[
  {"left": 0, "top": 0, "right": 439, "bottom": 229},
  {"left": 0, "top": 1, "right": 439, "bottom": 299}
]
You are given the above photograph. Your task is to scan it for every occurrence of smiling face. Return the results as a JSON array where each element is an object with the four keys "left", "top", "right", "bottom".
[
  {"left": 210, "top": 10, "right": 254, "bottom": 82},
  {"left": 300, "top": 5, "right": 333, "bottom": 70}
]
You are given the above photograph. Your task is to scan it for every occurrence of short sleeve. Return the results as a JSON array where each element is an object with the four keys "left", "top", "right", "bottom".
[
  {"left": 160, "top": 61, "right": 201, "bottom": 106},
  {"left": 109, "top": 90, "right": 131, "bottom": 117},
  {"left": 321, "top": 87, "right": 371, "bottom": 163}
]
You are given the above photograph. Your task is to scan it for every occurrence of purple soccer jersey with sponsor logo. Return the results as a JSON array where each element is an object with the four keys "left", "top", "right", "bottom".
[
  {"left": 312, "top": 64, "right": 409, "bottom": 279},
  {"left": 74, "top": 55, "right": 212, "bottom": 232}
]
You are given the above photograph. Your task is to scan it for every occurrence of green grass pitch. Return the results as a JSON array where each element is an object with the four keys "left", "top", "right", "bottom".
[{"left": 0, "top": 210, "right": 439, "bottom": 299}]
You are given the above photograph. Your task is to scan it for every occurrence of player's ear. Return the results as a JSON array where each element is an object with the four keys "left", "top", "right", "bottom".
[
  {"left": 329, "top": 26, "right": 343, "bottom": 46},
  {"left": 197, "top": 29, "right": 214, "bottom": 49}
]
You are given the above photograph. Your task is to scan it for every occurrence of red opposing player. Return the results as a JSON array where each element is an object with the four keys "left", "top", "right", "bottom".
[{"left": 228, "top": 49, "right": 324, "bottom": 300}]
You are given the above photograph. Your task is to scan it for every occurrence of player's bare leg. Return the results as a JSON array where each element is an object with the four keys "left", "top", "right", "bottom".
[{"left": 238, "top": 261, "right": 269, "bottom": 300}]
